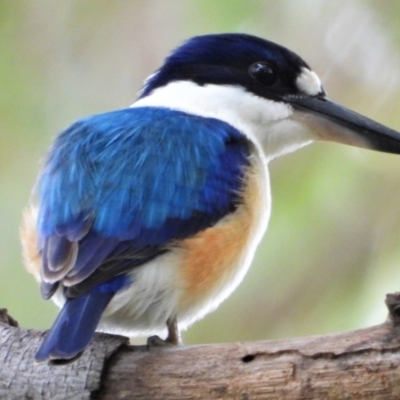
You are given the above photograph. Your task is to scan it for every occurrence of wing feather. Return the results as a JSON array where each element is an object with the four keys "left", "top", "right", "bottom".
[{"left": 37, "top": 107, "right": 250, "bottom": 297}]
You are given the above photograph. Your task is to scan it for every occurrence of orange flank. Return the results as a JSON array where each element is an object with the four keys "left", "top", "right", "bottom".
[
  {"left": 20, "top": 206, "right": 41, "bottom": 282},
  {"left": 177, "top": 160, "right": 266, "bottom": 310}
]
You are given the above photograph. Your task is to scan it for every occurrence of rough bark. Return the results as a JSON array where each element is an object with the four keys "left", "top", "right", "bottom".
[
  {"left": 0, "top": 309, "right": 127, "bottom": 400},
  {"left": 1, "top": 294, "right": 400, "bottom": 399}
]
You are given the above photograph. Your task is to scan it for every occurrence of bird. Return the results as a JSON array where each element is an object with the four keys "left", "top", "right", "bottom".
[{"left": 21, "top": 33, "right": 400, "bottom": 363}]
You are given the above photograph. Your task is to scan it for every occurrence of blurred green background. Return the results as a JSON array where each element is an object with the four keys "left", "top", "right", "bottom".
[{"left": 2, "top": 0, "right": 400, "bottom": 345}]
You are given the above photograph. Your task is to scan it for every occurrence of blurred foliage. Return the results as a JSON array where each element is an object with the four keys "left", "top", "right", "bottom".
[{"left": 2, "top": 0, "right": 400, "bottom": 346}]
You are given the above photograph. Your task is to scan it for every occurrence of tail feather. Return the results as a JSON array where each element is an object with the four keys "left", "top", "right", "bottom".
[{"left": 35, "top": 290, "right": 114, "bottom": 362}]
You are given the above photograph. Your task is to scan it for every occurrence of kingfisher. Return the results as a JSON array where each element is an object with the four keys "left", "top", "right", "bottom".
[{"left": 21, "top": 33, "right": 400, "bottom": 362}]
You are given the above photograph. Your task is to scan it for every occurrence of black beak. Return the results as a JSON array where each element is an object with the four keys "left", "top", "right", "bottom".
[{"left": 284, "top": 95, "right": 400, "bottom": 154}]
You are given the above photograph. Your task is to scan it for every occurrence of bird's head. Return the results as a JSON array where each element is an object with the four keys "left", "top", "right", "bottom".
[{"left": 135, "top": 33, "right": 400, "bottom": 160}]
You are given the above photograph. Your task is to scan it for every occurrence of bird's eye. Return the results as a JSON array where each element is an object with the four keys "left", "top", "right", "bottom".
[{"left": 249, "top": 62, "right": 277, "bottom": 86}]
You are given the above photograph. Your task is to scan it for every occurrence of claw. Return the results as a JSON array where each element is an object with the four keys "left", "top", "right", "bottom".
[{"left": 147, "top": 316, "right": 182, "bottom": 349}]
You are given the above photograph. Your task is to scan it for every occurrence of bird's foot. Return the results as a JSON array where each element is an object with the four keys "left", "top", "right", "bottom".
[
  {"left": 146, "top": 335, "right": 177, "bottom": 348},
  {"left": 146, "top": 316, "right": 182, "bottom": 349}
]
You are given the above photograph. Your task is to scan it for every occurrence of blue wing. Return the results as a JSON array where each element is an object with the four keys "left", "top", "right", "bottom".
[
  {"left": 36, "top": 107, "right": 250, "bottom": 361},
  {"left": 37, "top": 107, "right": 250, "bottom": 296}
]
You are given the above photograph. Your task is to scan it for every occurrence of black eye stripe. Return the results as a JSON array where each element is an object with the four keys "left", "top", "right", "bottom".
[{"left": 248, "top": 62, "right": 277, "bottom": 86}]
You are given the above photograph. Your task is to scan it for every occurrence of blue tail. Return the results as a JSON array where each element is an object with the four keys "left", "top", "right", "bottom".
[{"left": 35, "top": 290, "right": 114, "bottom": 362}]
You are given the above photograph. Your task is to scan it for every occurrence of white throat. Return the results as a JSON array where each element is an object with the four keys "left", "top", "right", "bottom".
[{"left": 132, "top": 81, "right": 314, "bottom": 160}]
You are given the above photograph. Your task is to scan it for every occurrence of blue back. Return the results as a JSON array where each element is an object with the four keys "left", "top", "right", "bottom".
[{"left": 37, "top": 107, "right": 250, "bottom": 296}]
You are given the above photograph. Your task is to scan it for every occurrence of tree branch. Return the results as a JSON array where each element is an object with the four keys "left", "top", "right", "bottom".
[{"left": 2, "top": 295, "right": 400, "bottom": 399}]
